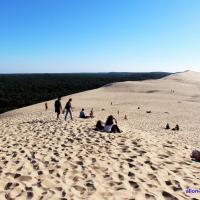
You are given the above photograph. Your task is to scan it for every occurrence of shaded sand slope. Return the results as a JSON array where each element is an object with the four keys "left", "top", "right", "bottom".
[{"left": 0, "top": 71, "right": 200, "bottom": 200}]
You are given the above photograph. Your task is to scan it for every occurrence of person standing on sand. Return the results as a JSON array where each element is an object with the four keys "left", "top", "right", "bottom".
[
  {"left": 55, "top": 97, "right": 62, "bottom": 119},
  {"left": 45, "top": 102, "right": 48, "bottom": 111},
  {"left": 90, "top": 108, "right": 94, "bottom": 118},
  {"left": 65, "top": 98, "right": 73, "bottom": 120}
]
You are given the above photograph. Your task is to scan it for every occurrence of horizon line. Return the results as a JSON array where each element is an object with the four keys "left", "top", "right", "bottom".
[{"left": 0, "top": 71, "right": 175, "bottom": 75}]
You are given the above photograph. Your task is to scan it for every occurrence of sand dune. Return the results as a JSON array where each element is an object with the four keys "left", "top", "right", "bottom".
[
  {"left": 164, "top": 70, "right": 200, "bottom": 84},
  {"left": 1, "top": 71, "right": 200, "bottom": 200}
]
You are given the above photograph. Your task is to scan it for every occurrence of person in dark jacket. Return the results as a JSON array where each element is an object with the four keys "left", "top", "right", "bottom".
[{"left": 55, "top": 97, "right": 62, "bottom": 119}]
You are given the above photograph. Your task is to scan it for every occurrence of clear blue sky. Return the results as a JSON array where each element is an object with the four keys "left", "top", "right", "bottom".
[{"left": 0, "top": 0, "right": 200, "bottom": 73}]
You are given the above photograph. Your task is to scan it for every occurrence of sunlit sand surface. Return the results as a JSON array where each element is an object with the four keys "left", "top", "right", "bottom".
[{"left": 1, "top": 71, "right": 200, "bottom": 200}]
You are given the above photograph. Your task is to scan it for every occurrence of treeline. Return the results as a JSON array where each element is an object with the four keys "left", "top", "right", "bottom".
[{"left": 0, "top": 72, "right": 171, "bottom": 114}]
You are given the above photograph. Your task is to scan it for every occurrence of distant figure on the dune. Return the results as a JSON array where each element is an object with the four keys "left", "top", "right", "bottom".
[
  {"left": 104, "top": 115, "right": 121, "bottom": 133},
  {"left": 80, "top": 108, "right": 90, "bottom": 119},
  {"left": 165, "top": 123, "right": 170, "bottom": 129},
  {"left": 90, "top": 108, "right": 94, "bottom": 118},
  {"left": 117, "top": 110, "right": 119, "bottom": 115},
  {"left": 176, "top": 124, "right": 179, "bottom": 131},
  {"left": 111, "top": 102, "right": 112, "bottom": 106},
  {"left": 65, "top": 98, "right": 73, "bottom": 120},
  {"left": 191, "top": 149, "right": 200, "bottom": 161},
  {"left": 55, "top": 97, "right": 62, "bottom": 119},
  {"left": 172, "top": 124, "right": 179, "bottom": 131},
  {"left": 124, "top": 114, "right": 127, "bottom": 120},
  {"left": 171, "top": 89, "right": 175, "bottom": 93},
  {"left": 45, "top": 102, "right": 48, "bottom": 111}
]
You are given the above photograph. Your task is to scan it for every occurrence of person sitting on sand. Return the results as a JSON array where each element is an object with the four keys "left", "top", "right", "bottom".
[
  {"left": 104, "top": 115, "right": 121, "bottom": 133},
  {"left": 95, "top": 120, "right": 104, "bottom": 131},
  {"left": 80, "top": 108, "right": 90, "bottom": 119},
  {"left": 55, "top": 97, "right": 62, "bottom": 120},
  {"left": 90, "top": 108, "right": 94, "bottom": 118},
  {"left": 175, "top": 124, "right": 179, "bottom": 131},
  {"left": 191, "top": 149, "right": 200, "bottom": 161},
  {"left": 172, "top": 124, "right": 179, "bottom": 131},
  {"left": 165, "top": 123, "right": 170, "bottom": 129}
]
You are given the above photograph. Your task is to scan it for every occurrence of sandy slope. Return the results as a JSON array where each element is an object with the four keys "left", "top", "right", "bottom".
[{"left": 0, "top": 70, "right": 200, "bottom": 200}]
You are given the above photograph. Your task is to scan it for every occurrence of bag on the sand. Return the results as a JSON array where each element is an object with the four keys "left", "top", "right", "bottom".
[{"left": 191, "top": 150, "right": 200, "bottom": 161}]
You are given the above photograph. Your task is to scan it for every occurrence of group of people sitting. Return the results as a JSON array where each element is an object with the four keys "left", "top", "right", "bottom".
[
  {"left": 165, "top": 123, "right": 179, "bottom": 131},
  {"left": 95, "top": 115, "right": 121, "bottom": 133},
  {"left": 79, "top": 108, "right": 94, "bottom": 119},
  {"left": 80, "top": 109, "right": 121, "bottom": 133}
]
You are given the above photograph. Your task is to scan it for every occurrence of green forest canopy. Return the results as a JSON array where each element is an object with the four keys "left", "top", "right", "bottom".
[{"left": 0, "top": 72, "right": 171, "bottom": 114}]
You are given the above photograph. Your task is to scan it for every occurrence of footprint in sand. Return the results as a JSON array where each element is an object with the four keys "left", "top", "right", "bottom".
[
  {"left": 128, "top": 172, "right": 135, "bottom": 178},
  {"left": 86, "top": 180, "right": 96, "bottom": 193},
  {"left": 129, "top": 181, "right": 140, "bottom": 191},
  {"left": 118, "top": 174, "right": 124, "bottom": 181},
  {"left": 162, "top": 191, "right": 178, "bottom": 200},
  {"left": 4, "top": 182, "right": 13, "bottom": 190},
  {"left": 150, "top": 165, "right": 158, "bottom": 171},
  {"left": 73, "top": 185, "right": 86, "bottom": 194},
  {"left": 147, "top": 174, "right": 159, "bottom": 184},
  {"left": 165, "top": 180, "right": 172, "bottom": 186},
  {"left": 27, "top": 191, "right": 34, "bottom": 199},
  {"left": 145, "top": 193, "right": 157, "bottom": 200}
]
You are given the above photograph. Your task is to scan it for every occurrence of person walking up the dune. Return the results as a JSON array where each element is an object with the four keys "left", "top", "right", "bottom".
[
  {"left": 65, "top": 98, "right": 73, "bottom": 120},
  {"left": 55, "top": 97, "right": 62, "bottom": 120}
]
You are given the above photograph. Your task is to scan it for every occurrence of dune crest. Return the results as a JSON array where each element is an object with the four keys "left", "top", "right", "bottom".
[{"left": 163, "top": 70, "right": 200, "bottom": 84}]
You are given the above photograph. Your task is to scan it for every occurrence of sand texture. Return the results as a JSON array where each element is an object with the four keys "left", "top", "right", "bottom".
[{"left": 0, "top": 70, "right": 200, "bottom": 200}]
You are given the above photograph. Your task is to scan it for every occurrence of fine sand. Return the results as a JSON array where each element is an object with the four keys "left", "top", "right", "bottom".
[{"left": 0, "top": 70, "right": 200, "bottom": 200}]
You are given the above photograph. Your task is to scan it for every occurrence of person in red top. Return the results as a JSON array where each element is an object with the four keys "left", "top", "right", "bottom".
[{"left": 65, "top": 98, "right": 73, "bottom": 120}]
